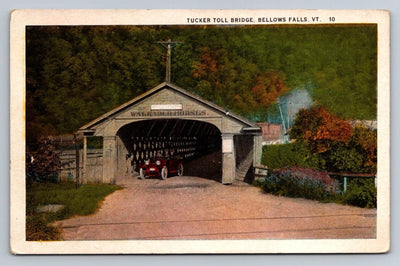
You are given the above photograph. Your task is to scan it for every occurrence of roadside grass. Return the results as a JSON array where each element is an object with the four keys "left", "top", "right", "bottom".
[{"left": 26, "top": 182, "right": 121, "bottom": 241}]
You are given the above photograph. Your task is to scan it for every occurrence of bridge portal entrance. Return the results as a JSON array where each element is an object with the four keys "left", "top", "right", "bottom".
[
  {"left": 77, "top": 82, "right": 262, "bottom": 184},
  {"left": 116, "top": 119, "right": 222, "bottom": 181}
]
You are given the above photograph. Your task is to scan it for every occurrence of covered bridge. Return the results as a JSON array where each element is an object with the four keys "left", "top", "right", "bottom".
[{"left": 75, "top": 81, "right": 262, "bottom": 184}]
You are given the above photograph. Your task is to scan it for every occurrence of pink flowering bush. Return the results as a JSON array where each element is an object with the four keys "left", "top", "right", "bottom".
[{"left": 258, "top": 167, "right": 340, "bottom": 200}]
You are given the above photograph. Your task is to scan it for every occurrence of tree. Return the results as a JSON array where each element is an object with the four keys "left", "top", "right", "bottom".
[
  {"left": 289, "top": 106, "right": 353, "bottom": 153},
  {"left": 289, "top": 107, "right": 376, "bottom": 173},
  {"left": 250, "top": 71, "right": 289, "bottom": 109},
  {"left": 191, "top": 46, "right": 238, "bottom": 106},
  {"left": 351, "top": 125, "right": 377, "bottom": 170},
  {"left": 26, "top": 25, "right": 377, "bottom": 149}
]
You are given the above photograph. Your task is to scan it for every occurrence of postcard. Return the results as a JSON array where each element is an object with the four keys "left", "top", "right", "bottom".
[{"left": 10, "top": 9, "right": 390, "bottom": 254}]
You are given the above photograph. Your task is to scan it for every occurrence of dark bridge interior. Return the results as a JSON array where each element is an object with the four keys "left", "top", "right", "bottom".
[{"left": 117, "top": 119, "right": 222, "bottom": 179}]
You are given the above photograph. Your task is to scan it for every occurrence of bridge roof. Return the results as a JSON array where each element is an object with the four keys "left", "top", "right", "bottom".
[{"left": 79, "top": 82, "right": 260, "bottom": 132}]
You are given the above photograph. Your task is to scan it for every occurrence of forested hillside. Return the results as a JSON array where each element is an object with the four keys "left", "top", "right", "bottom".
[{"left": 26, "top": 25, "right": 377, "bottom": 144}]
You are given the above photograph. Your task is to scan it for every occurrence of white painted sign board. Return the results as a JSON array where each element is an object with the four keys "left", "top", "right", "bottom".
[
  {"left": 222, "top": 138, "right": 233, "bottom": 153},
  {"left": 151, "top": 104, "right": 182, "bottom": 110}
]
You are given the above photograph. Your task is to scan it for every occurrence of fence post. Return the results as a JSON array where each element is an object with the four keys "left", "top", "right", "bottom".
[
  {"left": 343, "top": 176, "right": 347, "bottom": 193},
  {"left": 75, "top": 143, "right": 80, "bottom": 188},
  {"left": 82, "top": 136, "right": 87, "bottom": 183}
]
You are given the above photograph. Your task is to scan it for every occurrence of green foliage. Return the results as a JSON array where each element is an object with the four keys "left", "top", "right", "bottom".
[
  {"left": 262, "top": 141, "right": 376, "bottom": 174},
  {"left": 343, "top": 178, "right": 377, "bottom": 208},
  {"left": 26, "top": 182, "right": 121, "bottom": 219},
  {"left": 324, "top": 145, "right": 364, "bottom": 173},
  {"left": 26, "top": 182, "right": 121, "bottom": 241},
  {"left": 351, "top": 125, "right": 377, "bottom": 171},
  {"left": 313, "top": 130, "right": 376, "bottom": 174},
  {"left": 26, "top": 25, "right": 377, "bottom": 147},
  {"left": 309, "top": 26, "right": 377, "bottom": 120},
  {"left": 261, "top": 142, "right": 322, "bottom": 169},
  {"left": 87, "top": 137, "right": 103, "bottom": 149},
  {"left": 262, "top": 143, "right": 377, "bottom": 175}
]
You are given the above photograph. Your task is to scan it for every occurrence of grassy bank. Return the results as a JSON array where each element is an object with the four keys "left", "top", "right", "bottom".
[{"left": 26, "top": 182, "right": 121, "bottom": 241}]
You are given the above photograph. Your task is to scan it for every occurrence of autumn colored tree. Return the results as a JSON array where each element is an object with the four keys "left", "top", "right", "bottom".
[
  {"left": 191, "top": 47, "right": 218, "bottom": 79},
  {"left": 251, "top": 72, "right": 289, "bottom": 108},
  {"left": 289, "top": 107, "right": 377, "bottom": 173},
  {"left": 289, "top": 106, "right": 353, "bottom": 153},
  {"left": 230, "top": 71, "right": 289, "bottom": 120},
  {"left": 191, "top": 47, "right": 238, "bottom": 106}
]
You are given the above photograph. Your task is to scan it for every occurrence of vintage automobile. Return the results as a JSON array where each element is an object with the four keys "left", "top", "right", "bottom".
[{"left": 138, "top": 156, "right": 184, "bottom": 180}]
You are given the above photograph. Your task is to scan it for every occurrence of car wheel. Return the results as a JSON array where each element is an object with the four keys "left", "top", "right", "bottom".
[
  {"left": 139, "top": 168, "right": 146, "bottom": 180},
  {"left": 161, "top": 166, "right": 168, "bottom": 180},
  {"left": 177, "top": 164, "right": 184, "bottom": 176}
]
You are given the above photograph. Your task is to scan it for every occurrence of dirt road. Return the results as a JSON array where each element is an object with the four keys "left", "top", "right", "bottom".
[{"left": 54, "top": 176, "right": 376, "bottom": 240}]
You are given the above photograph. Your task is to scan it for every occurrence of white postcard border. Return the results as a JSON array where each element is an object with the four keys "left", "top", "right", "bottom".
[{"left": 10, "top": 9, "right": 390, "bottom": 254}]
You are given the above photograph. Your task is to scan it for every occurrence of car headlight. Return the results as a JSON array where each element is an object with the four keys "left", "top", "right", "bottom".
[
  {"left": 145, "top": 159, "right": 150, "bottom": 166},
  {"left": 156, "top": 160, "right": 161, "bottom": 166}
]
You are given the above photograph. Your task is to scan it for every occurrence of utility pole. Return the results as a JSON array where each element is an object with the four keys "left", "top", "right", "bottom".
[
  {"left": 157, "top": 39, "right": 182, "bottom": 82},
  {"left": 277, "top": 99, "right": 289, "bottom": 143},
  {"left": 277, "top": 99, "right": 287, "bottom": 133}
]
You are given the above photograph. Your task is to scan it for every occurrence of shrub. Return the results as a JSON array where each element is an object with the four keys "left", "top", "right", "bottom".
[
  {"left": 343, "top": 178, "right": 376, "bottom": 208},
  {"left": 325, "top": 145, "right": 364, "bottom": 173},
  {"left": 261, "top": 142, "right": 328, "bottom": 170},
  {"left": 262, "top": 143, "right": 315, "bottom": 169},
  {"left": 261, "top": 141, "right": 375, "bottom": 174},
  {"left": 260, "top": 167, "right": 339, "bottom": 201},
  {"left": 318, "top": 141, "right": 376, "bottom": 174},
  {"left": 26, "top": 137, "right": 61, "bottom": 183}
]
